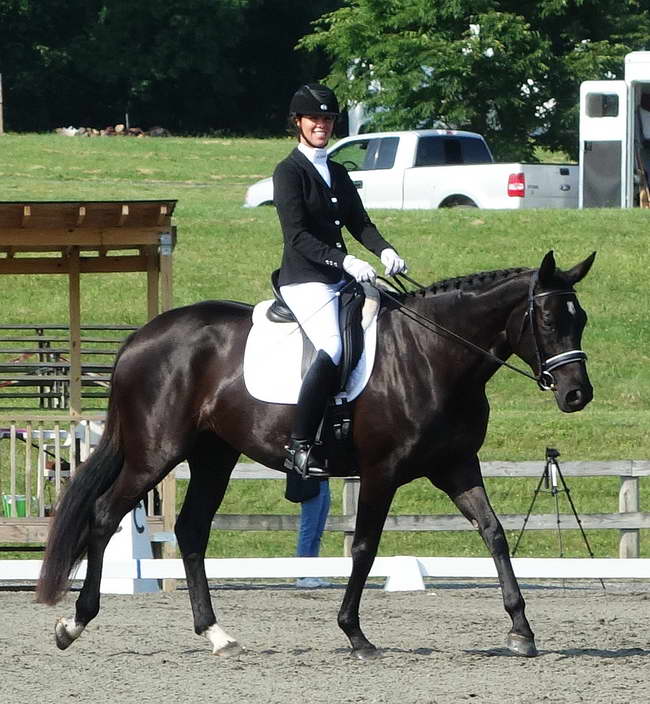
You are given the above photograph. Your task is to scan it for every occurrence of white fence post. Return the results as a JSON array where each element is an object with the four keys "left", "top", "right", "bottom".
[
  {"left": 101, "top": 500, "right": 159, "bottom": 594},
  {"left": 619, "top": 475, "right": 640, "bottom": 558},
  {"left": 343, "top": 478, "right": 360, "bottom": 557}
]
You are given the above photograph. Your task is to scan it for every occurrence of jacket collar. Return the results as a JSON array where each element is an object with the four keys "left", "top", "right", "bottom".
[{"left": 291, "top": 147, "right": 336, "bottom": 192}]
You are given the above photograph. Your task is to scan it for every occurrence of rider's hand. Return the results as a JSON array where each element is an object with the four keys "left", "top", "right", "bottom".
[
  {"left": 380, "top": 248, "right": 407, "bottom": 276},
  {"left": 343, "top": 255, "right": 376, "bottom": 284}
]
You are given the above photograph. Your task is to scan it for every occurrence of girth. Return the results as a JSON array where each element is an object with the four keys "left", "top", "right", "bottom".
[{"left": 267, "top": 270, "right": 365, "bottom": 393}]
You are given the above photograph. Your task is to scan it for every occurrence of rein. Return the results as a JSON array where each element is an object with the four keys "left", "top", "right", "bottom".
[{"left": 380, "top": 271, "right": 587, "bottom": 392}]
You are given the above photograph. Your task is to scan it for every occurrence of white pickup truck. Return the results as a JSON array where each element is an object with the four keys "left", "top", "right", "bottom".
[{"left": 244, "top": 129, "right": 578, "bottom": 210}]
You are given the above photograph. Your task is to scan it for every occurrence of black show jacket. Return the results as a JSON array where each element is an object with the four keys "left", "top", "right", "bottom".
[{"left": 273, "top": 147, "right": 395, "bottom": 286}]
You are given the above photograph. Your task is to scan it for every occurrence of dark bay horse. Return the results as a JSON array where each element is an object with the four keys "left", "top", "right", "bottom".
[{"left": 37, "top": 250, "right": 595, "bottom": 659}]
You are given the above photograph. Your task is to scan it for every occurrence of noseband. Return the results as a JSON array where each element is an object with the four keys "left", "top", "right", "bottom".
[{"left": 525, "top": 273, "right": 587, "bottom": 391}]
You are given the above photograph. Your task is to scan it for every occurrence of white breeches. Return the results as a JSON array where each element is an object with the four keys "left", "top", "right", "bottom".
[{"left": 280, "top": 280, "right": 344, "bottom": 365}]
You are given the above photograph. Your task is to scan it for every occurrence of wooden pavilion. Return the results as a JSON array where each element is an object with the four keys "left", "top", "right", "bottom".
[{"left": 0, "top": 200, "right": 177, "bottom": 555}]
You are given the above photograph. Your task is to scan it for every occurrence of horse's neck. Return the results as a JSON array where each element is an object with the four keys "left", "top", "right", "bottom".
[{"left": 417, "top": 273, "right": 530, "bottom": 348}]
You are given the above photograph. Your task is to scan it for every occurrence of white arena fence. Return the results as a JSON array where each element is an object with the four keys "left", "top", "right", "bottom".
[
  {"left": 0, "top": 416, "right": 649, "bottom": 591},
  {"left": 2, "top": 556, "right": 650, "bottom": 593}
]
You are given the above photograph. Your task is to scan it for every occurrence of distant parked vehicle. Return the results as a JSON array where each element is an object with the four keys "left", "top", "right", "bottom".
[
  {"left": 580, "top": 51, "right": 650, "bottom": 208},
  {"left": 244, "top": 129, "right": 578, "bottom": 210}
]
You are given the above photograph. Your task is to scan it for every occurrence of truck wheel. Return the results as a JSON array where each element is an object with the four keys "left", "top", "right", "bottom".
[{"left": 440, "top": 196, "right": 478, "bottom": 208}]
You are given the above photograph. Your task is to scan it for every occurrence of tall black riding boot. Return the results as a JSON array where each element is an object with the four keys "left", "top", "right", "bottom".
[{"left": 284, "top": 350, "right": 338, "bottom": 477}]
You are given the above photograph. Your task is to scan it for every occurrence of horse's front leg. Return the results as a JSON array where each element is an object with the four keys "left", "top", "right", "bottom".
[
  {"left": 176, "top": 436, "right": 241, "bottom": 656},
  {"left": 432, "top": 458, "right": 537, "bottom": 657},
  {"left": 338, "top": 475, "right": 396, "bottom": 660}
]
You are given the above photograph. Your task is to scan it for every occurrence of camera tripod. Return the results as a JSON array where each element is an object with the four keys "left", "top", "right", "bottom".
[{"left": 511, "top": 447, "right": 597, "bottom": 562}]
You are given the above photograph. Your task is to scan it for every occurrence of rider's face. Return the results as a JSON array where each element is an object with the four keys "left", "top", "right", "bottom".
[{"left": 297, "top": 114, "right": 335, "bottom": 148}]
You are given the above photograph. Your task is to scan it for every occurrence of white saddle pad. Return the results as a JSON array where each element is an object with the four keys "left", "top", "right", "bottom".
[{"left": 243, "top": 283, "right": 380, "bottom": 404}]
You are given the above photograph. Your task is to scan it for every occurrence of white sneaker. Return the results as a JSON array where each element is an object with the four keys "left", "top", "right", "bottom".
[{"left": 295, "top": 577, "right": 331, "bottom": 588}]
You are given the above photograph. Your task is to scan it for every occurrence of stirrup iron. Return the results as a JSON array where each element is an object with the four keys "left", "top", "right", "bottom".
[{"left": 284, "top": 440, "right": 328, "bottom": 478}]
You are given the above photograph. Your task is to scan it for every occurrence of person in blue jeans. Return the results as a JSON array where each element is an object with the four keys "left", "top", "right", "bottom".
[{"left": 295, "top": 479, "right": 331, "bottom": 588}]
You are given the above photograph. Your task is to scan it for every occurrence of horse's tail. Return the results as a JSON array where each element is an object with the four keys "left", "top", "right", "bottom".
[{"left": 36, "top": 402, "right": 124, "bottom": 605}]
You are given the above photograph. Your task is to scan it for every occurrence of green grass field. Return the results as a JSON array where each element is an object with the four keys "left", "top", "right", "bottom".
[{"left": 0, "top": 133, "right": 648, "bottom": 559}]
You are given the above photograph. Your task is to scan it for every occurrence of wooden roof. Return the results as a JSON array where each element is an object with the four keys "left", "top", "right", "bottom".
[
  {"left": 0, "top": 200, "right": 177, "bottom": 252},
  {"left": 0, "top": 201, "right": 178, "bottom": 415}
]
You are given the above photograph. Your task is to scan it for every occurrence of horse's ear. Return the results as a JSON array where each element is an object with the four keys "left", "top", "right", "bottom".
[
  {"left": 565, "top": 251, "right": 596, "bottom": 286},
  {"left": 538, "top": 250, "right": 556, "bottom": 286}
]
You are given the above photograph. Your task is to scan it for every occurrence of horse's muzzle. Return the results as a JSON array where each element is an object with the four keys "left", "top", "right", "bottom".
[{"left": 555, "top": 379, "right": 593, "bottom": 413}]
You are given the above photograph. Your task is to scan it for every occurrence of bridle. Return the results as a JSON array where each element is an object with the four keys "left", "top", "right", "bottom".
[
  {"left": 523, "top": 271, "right": 588, "bottom": 391},
  {"left": 381, "top": 270, "right": 587, "bottom": 392}
]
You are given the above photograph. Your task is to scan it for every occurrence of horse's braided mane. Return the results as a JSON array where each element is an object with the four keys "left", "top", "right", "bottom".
[{"left": 402, "top": 266, "right": 531, "bottom": 298}]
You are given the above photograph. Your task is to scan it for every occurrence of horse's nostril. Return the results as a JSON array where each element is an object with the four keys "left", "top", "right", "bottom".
[{"left": 566, "top": 389, "right": 583, "bottom": 407}]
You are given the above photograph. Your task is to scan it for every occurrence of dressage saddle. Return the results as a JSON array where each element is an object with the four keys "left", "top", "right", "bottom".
[{"left": 267, "top": 269, "right": 365, "bottom": 394}]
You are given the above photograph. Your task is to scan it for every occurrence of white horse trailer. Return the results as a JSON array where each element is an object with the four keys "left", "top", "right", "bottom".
[{"left": 580, "top": 51, "right": 650, "bottom": 208}]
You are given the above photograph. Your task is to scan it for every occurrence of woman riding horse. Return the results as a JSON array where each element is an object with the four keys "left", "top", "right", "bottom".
[
  {"left": 36, "top": 247, "right": 595, "bottom": 659},
  {"left": 274, "top": 83, "right": 407, "bottom": 477}
]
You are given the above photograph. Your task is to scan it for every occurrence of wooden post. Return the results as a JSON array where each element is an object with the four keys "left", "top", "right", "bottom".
[
  {"left": 68, "top": 247, "right": 82, "bottom": 417},
  {"left": 9, "top": 424, "right": 16, "bottom": 516},
  {"left": 37, "top": 424, "right": 45, "bottom": 517},
  {"left": 619, "top": 476, "right": 640, "bottom": 558},
  {"left": 54, "top": 420, "right": 62, "bottom": 496},
  {"left": 25, "top": 423, "right": 32, "bottom": 516},
  {"left": 342, "top": 478, "right": 360, "bottom": 557},
  {"left": 146, "top": 247, "right": 159, "bottom": 321},
  {"left": 159, "top": 229, "right": 174, "bottom": 312},
  {"left": 158, "top": 229, "right": 176, "bottom": 585}
]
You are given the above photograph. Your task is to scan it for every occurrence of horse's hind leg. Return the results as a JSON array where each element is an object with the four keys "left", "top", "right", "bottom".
[
  {"left": 430, "top": 456, "right": 537, "bottom": 657},
  {"left": 55, "top": 458, "right": 176, "bottom": 650},
  {"left": 175, "top": 433, "right": 241, "bottom": 656}
]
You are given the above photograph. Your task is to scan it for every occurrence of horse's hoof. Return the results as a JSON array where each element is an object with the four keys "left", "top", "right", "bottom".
[
  {"left": 213, "top": 640, "right": 243, "bottom": 658},
  {"left": 506, "top": 632, "right": 538, "bottom": 657},
  {"left": 351, "top": 646, "right": 381, "bottom": 661},
  {"left": 55, "top": 618, "right": 83, "bottom": 650}
]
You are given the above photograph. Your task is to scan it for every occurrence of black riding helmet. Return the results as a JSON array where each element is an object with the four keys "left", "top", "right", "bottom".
[{"left": 289, "top": 84, "right": 339, "bottom": 117}]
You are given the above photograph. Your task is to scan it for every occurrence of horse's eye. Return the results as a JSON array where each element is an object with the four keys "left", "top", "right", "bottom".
[{"left": 542, "top": 312, "right": 555, "bottom": 328}]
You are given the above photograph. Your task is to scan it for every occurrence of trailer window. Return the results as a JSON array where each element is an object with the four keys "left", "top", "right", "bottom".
[
  {"left": 586, "top": 93, "right": 619, "bottom": 118},
  {"left": 415, "top": 136, "right": 492, "bottom": 166}
]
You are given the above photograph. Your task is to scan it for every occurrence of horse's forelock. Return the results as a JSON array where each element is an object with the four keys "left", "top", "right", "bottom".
[{"left": 541, "top": 267, "right": 576, "bottom": 291}]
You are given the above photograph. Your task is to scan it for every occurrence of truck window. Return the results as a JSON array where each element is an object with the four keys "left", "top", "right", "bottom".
[
  {"left": 362, "top": 137, "right": 399, "bottom": 169},
  {"left": 415, "top": 136, "right": 492, "bottom": 166},
  {"left": 330, "top": 137, "right": 398, "bottom": 171},
  {"left": 585, "top": 93, "right": 619, "bottom": 118}
]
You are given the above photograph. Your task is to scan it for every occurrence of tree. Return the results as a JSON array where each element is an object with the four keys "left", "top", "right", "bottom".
[
  {"left": 77, "top": 0, "right": 248, "bottom": 133},
  {"left": 0, "top": 0, "right": 343, "bottom": 133},
  {"left": 299, "top": 0, "right": 650, "bottom": 160},
  {"left": 0, "top": 0, "right": 249, "bottom": 132},
  {"left": 0, "top": 0, "right": 106, "bottom": 130},
  {"left": 232, "top": 0, "right": 342, "bottom": 134}
]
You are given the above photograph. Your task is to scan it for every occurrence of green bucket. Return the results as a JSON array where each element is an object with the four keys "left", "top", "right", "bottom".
[{"left": 2, "top": 494, "right": 27, "bottom": 517}]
